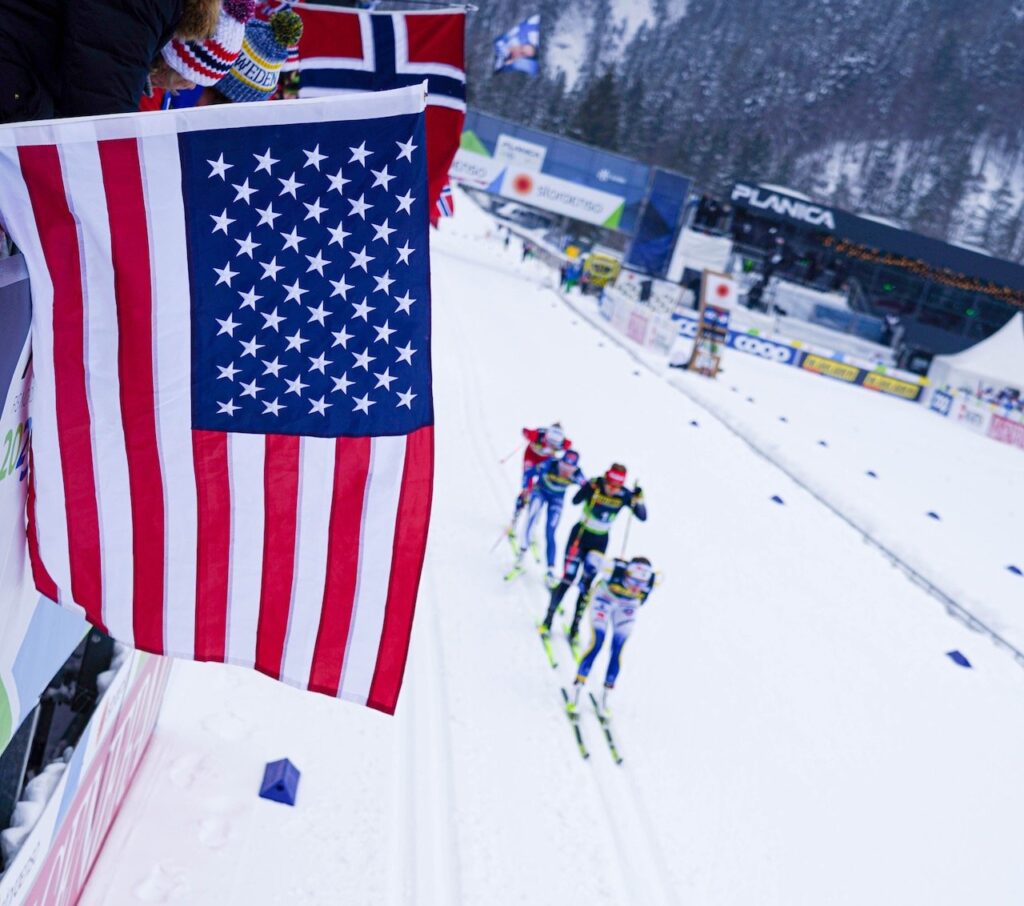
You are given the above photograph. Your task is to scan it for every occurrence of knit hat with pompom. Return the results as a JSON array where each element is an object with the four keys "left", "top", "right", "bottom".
[
  {"left": 161, "top": 0, "right": 256, "bottom": 87},
  {"left": 215, "top": 10, "right": 303, "bottom": 102}
]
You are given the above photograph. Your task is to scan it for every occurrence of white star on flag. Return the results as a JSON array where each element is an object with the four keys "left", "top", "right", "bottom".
[
  {"left": 233, "top": 179, "right": 257, "bottom": 204},
  {"left": 331, "top": 325, "right": 354, "bottom": 348},
  {"left": 374, "top": 321, "right": 396, "bottom": 344},
  {"left": 374, "top": 368, "right": 396, "bottom": 390},
  {"left": 349, "top": 142, "right": 372, "bottom": 166},
  {"left": 330, "top": 274, "right": 353, "bottom": 300},
  {"left": 285, "top": 374, "right": 309, "bottom": 396},
  {"left": 256, "top": 203, "right": 280, "bottom": 228},
  {"left": 308, "top": 352, "right": 331, "bottom": 374},
  {"left": 307, "top": 301, "right": 329, "bottom": 325},
  {"left": 352, "top": 298, "right": 374, "bottom": 321},
  {"left": 304, "top": 197, "right": 328, "bottom": 222},
  {"left": 395, "top": 341, "right": 416, "bottom": 365},
  {"left": 303, "top": 145, "right": 328, "bottom": 170},
  {"left": 217, "top": 362, "right": 240, "bottom": 381},
  {"left": 395, "top": 190, "right": 415, "bottom": 215},
  {"left": 305, "top": 250, "right": 328, "bottom": 275},
  {"left": 373, "top": 270, "right": 395, "bottom": 295},
  {"left": 327, "top": 167, "right": 351, "bottom": 195},
  {"left": 371, "top": 166, "right": 395, "bottom": 190},
  {"left": 238, "top": 287, "right": 262, "bottom": 310},
  {"left": 397, "top": 388, "right": 416, "bottom": 409},
  {"left": 281, "top": 226, "right": 305, "bottom": 253},
  {"left": 262, "top": 357, "right": 285, "bottom": 377},
  {"left": 349, "top": 195, "right": 373, "bottom": 219},
  {"left": 350, "top": 247, "right": 374, "bottom": 271},
  {"left": 240, "top": 378, "right": 263, "bottom": 399},
  {"left": 254, "top": 149, "right": 279, "bottom": 174},
  {"left": 283, "top": 278, "right": 307, "bottom": 303},
  {"left": 214, "top": 262, "right": 238, "bottom": 286},
  {"left": 261, "top": 308, "right": 285, "bottom": 331},
  {"left": 328, "top": 220, "right": 351, "bottom": 248},
  {"left": 396, "top": 241, "right": 414, "bottom": 265},
  {"left": 396, "top": 138, "right": 417, "bottom": 162},
  {"left": 240, "top": 336, "right": 264, "bottom": 358},
  {"left": 332, "top": 372, "right": 354, "bottom": 394},
  {"left": 211, "top": 209, "right": 235, "bottom": 234},
  {"left": 263, "top": 397, "right": 285, "bottom": 416},
  {"left": 216, "top": 314, "right": 240, "bottom": 335},
  {"left": 278, "top": 172, "right": 304, "bottom": 197},
  {"left": 217, "top": 398, "right": 239, "bottom": 415},
  {"left": 352, "top": 393, "right": 375, "bottom": 414},
  {"left": 310, "top": 396, "right": 332, "bottom": 415},
  {"left": 260, "top": 257, "right": 283, "bottom": 281},
  {"left": 394, "top": 291, "right": 415, "bottom": 315},
  {"left": 285, "top": 329, "right": 308, "bottom": 352},
  {"left": 235, "top": 233, "right": 260, "bottom": 258},
  {"left": 352, "top": 348, "right": 375, "bottom": 370},
  {"left": 372, "top": 219, "right": 396, "bottom": 244},
  {"left": 208, "top": 153, "right": 232, "bottom": 179}
]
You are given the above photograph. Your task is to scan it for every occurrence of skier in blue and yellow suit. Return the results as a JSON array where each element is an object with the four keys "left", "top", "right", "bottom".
[{"left": 569, "top": 555, "right": 657, "bottom": 717}]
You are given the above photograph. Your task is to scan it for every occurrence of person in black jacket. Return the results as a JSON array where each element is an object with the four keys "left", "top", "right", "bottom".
[
  {"left": 0, "top": 0, "right": 221, "bottom": 123},
  {"left": 540, "top": 463, "right": 647, "bottom": 645}
]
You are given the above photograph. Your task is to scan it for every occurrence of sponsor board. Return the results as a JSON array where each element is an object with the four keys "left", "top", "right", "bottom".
[
  {"left": 987, "top": 414, "right": 1024, "bottom": 452},
  {"left": 731, "top": 333, "right": 798, "bottom": 365},
  {"left": 0, "top": 653, "right": 170, "bottom": 906},
  {"left": 929, "top": 390, "right": 954, "bottom": 416},
  {"left": 862, "top": 371, "right": 924, "bottom": 402},
  {"left": 499, "top": 169, "right": 625, "bottom": 228},
  {"left": 801, "top": 353, "right": 861, "bottom": 383},
  {"left": 494, "top": 134, "right": 546, "bottom": 172},
  {"left": 626, "top": 310, "right": 650, "bottom": 345},
  {"left": 731, "top": 183, "right": 837, "bottom": 230},
  {"left": 449, "top": 149, "right": 505, "bottom": 191}
]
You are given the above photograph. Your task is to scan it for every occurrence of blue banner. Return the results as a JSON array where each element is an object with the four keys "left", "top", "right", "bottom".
[{"left": 493, "top": 15, "right": 541, "bottom": 76}]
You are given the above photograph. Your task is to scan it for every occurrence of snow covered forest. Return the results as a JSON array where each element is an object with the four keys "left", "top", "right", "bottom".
[{"left": 467, "top": 0, "right": 1024, "bottom": 261}]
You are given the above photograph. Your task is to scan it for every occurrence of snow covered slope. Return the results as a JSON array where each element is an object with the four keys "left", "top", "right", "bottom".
[{"left": 81, "top": 196, "right": 1024, "bottom": 906}]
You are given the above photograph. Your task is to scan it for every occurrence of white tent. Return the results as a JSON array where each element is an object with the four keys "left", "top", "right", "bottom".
[{"left": 927, "top": 311, "right": 1024, "bottom": 395}]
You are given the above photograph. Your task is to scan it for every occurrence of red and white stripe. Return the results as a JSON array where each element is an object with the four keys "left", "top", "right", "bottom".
[{"left": 0, "top": 88, "right": 432, "bottom": 713}]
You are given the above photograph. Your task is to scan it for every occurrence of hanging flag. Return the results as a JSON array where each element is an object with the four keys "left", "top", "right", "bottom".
[
  {"left": 493, "top": 15, "right": 540, "bottom": 76},
  {"left": 290, "top": 3, "right": 465, "bottom": 225},
  {"left": 436, "top": 181, "right": 454, "bottom": 218},
  {"left": 0, "top": 85, "right": 434, "bottom": 715}
]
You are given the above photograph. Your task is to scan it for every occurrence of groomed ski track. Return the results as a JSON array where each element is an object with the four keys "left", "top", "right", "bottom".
[{"left": 81, "top": 193, "right": 1024, "bottom": 906}]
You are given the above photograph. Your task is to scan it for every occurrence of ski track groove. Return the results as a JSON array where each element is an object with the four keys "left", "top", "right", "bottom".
[{"left": 438, "top": 247, "right": 679, "bottom": 906}]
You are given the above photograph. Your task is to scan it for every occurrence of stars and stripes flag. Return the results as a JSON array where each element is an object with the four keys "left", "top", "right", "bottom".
[
  {"left": 0, "top": 85, "right": 433, "bottom": 714},
  {"left": 287, "top": 2, "right": 465, "bottom": 225}
]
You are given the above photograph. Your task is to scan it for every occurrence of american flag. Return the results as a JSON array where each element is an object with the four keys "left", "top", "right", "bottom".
[
  {"left": 289, "top": 2, "right": 465, "bottom": 224},
  {"left": 0, "top": 86, "right": 433, "bottom": 714}
]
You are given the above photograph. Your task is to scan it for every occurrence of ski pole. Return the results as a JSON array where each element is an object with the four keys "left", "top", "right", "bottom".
[
  {"left": 499, "top": 440, "right": 526, "bottom": 465},
  {"left": 618, "top": 480, "right": 639, "bottom": 558}
]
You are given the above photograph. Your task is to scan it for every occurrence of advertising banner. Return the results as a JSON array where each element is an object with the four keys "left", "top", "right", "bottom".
[
  {"left": 0, "top": 653, "right": 171, "bottom": 906},
  {"left": 626, "top": 310, "right": 650, "bottom": 345},
  {"left": 449, "top": 149, "right": 505, "bottom": 191},
  {"left": 987, "top": 414, "right": 1024, "bottom": 451},
  {"left": 494, "top": 134, "right": 546, "bottom": 171},
  {"left": 801, "top": 353, "right": 861, "bottom": 383},
  {"left": 929, "top": 389, "right": 954, "bottom": 416},
  {"left": 861, "top": 371, "right": 924, "bottom": 402},
  {"left": 0, "top": 258, "right": 90, "bottom": 755},
  {"left": 499, "top": 169, "right": 625, "bottom": 228}
]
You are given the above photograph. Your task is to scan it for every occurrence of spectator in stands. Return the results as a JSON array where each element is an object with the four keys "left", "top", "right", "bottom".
[{"left": 0, "top": 0, "right": 222, "bottom": 123}]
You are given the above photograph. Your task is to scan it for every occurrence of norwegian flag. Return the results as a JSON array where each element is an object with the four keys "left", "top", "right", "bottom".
[
  {"left": 290, "top": 2, "right": 465, "bottom": 225},
  {"left": 436, "top": 181, "right": 454, "bottom": 218},
  {"left": 0, "top": 86, "right": 433, "bottom": 714}
]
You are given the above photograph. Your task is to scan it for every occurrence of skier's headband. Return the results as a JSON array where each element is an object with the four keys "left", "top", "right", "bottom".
[{"left": 605, "top": 467, "right": 627, "bottom": 485}]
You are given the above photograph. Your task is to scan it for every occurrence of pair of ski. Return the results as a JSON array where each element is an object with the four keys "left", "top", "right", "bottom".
[
  {"left": 536, "top": 622, "right": 579, "bottom": 669},
  {"left": 560, "top": 688, "right": 623, "bottom": 765}
]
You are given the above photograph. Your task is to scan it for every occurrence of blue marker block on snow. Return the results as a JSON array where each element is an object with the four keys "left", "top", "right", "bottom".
[
  {"left": 1008, "top": 565, "right": 1022, "bottom": 576},
  {"left": 779, "top": 416, "right": 788, "bottom": 423},
  {"left": 926, "top": 511, "right": 941, "bottom": 521},
  {"left": 260, "top": 759, "right": 301, "bottom": 806},
  {"left": 865, "top": 470, "right": 878, "bottom": 478},
  {"left": 817, "top": 440, "right": 828, "bottom": 447},
  {"left": 770, "top": 495, "right": 785, "bottom": 505},
  {"left": 946, "top": 650, "right": 972, "bottom": 669}
]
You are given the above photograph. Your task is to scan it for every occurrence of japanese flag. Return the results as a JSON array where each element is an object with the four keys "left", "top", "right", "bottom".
[{"left": 703, "top": 271, "right": 738, "bottom": 309}]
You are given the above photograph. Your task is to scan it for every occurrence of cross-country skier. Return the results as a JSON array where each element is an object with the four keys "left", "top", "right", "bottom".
[
  {"left": 540, "top": 463, "right": 646, "bottom": 645},
  {"left": 509, "top": 423, "right": 571, "bottom": 536},
  {"left": 511, "top": 449, "right": 586, "bottom": 586},
  {"left": 567, "top": 555, "right": 657, "bottom": 718}
]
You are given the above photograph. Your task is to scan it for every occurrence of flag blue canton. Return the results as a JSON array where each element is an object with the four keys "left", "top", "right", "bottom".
[{"left": 181, "top": 113, "right": 432, "bottom": 438}]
